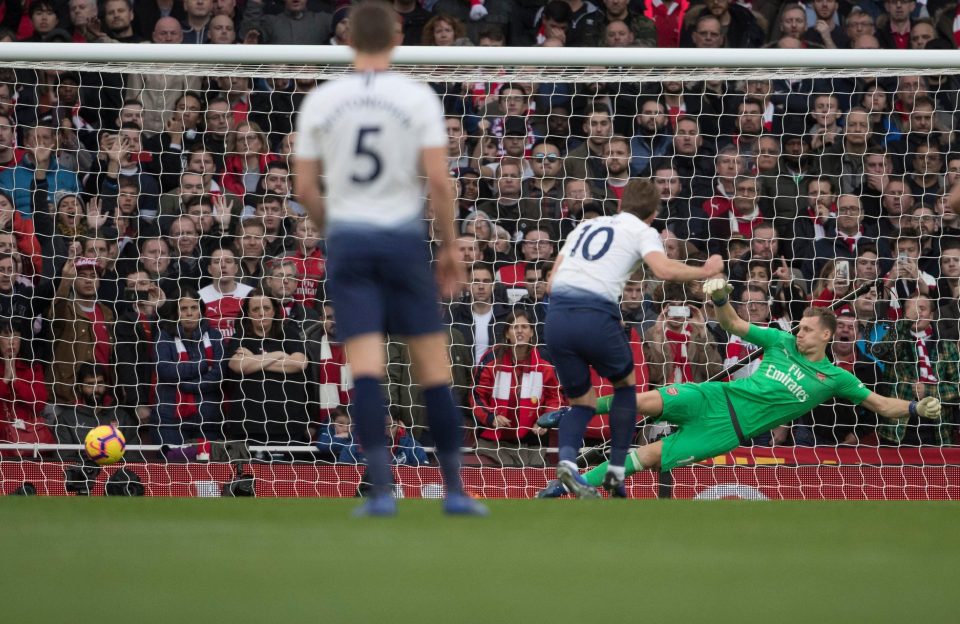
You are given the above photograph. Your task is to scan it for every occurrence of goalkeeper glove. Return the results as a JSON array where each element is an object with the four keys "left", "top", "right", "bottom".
[
  {"left": 703, "top": 278, "right": 733, "bottom": 307},
  {"left": 911, "top": 396, "right": 942, "bottom": 419},
  {"left": 469, "top": 0, "right": 489, "bottom": 20}
]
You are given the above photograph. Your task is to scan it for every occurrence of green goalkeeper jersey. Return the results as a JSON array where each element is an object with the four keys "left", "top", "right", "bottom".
[{"left": 725, "top": 324, "right": 871, "bottom": 438}]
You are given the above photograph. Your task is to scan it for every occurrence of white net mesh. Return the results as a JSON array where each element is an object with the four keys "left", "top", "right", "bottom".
[{"left": 1, "top": 48, "right": 959, "bottom": 499}]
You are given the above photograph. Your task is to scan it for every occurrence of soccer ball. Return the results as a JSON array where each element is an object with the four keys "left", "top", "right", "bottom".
[{"left": 84, "top": 425, "right": 126, "bottom": 465}]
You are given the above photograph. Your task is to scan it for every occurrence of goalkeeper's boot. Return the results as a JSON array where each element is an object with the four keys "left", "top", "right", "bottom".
[
  {"left": 352, "top": 490, "right": 398, "bottom": 517},
  {"left": 536, "top": 406, "right": 568, "bottom": 429},
  {"left": 556, "top": 462, "right": 601, "bottom": 500},
  {"left": 444, "top": 492, "right": 490, "bottom": 517},
  {"left": 602, "top": 471, "right": 627, "bottom": 499},
  {"left": 535, "top": 479, "right": 568, "bottom": 499}
]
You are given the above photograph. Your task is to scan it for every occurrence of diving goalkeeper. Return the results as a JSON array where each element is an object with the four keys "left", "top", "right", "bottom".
[{"left": 545, "top": 278, "right": 943, "bottom": 499}]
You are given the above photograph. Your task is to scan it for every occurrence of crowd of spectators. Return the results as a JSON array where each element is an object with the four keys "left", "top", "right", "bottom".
[{"left": 1, "top": 0, "right": 959, "bottom": 468}]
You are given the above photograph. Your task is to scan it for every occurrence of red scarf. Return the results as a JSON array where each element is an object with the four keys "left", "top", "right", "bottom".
[
  {"left": 174, "top": 333, "right": 213, "bottom": 419},
  {"left": 664, "top": 326, "right": 693, "bottom": 383},
  {"left": 838, "top": 228, "right": 862, "bottom": 253},
  {"left": 912, "top": 327, "right": 939, "bottom": 384}
]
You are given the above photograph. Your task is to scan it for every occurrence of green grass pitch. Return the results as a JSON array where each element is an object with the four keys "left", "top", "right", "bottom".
[{"left": 2, "top": 498, "right": 957, "bottom": 624}]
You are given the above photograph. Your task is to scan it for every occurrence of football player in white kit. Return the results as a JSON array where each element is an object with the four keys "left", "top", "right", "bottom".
[
  {"left": 293, "top": 1, "right": 486, "bottom": 517},
  {"left": 546, "top": 178, "right": 723, "bottom": 498}
]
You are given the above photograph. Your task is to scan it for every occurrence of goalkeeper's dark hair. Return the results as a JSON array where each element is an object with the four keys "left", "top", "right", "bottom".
[
  {"left": 350, "top": 1, "right": 399, "bottom": 54},
  {"left": 620, "top": 178, "right": 660, "bottom": 221},
  {"left": 803, "top": 306, "right": 837, "bottom": 336}
]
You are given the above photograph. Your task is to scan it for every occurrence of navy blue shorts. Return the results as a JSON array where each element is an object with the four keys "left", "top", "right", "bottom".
[
  {"left": 545, "top": 307, "right": 633, "bottom": 399},
  {"left": 325, "top": 228, "right": 443, "bottom": 341}
]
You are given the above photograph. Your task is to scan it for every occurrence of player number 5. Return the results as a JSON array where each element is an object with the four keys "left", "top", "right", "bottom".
[{"left": 351, "top": 126, "right": 383, "bottom": 184}]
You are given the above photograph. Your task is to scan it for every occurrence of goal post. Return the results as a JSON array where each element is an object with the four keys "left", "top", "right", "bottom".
[{"left": 0, "top": 43, "right": 958, "bottom": 499}]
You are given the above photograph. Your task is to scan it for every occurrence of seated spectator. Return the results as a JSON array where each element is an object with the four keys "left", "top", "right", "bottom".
[
  {"left": 0, "top": 321, "right": 54, "bottom": 458},
  {"left": 0, "top": 190, "right": 42, "bottom": 279},
  {"left": 811, "top": 258, "right": 855, "bottom": 307},
  {"left": 448, "top": 263, "right": 511, "bottom": 367},
  {"left": 791, "top": 177, "right": 836, "bottom": 265},
  {"left": 804, "top": 0, "right": 847, "bottom": 49},
  {"left": 873, "top": 295, "right": 959, "bottom": 445},
  {"left": 681, "top": 0, "right": 764, "bottom": 48},
  {"left": 620, "top": 270, "right": 652, "bottom": 331},
  {"left": 208, "top": 13, "right": 237, "bottom": 43},
  {"left": 225, "top": 290, "right": 310, "bottom": 448},
  {"left": 644, "top": 0, "right": 689, "bottom": 47},
  {"left": 0, "top": 120, "right": 79, "bottom": 216},
  {"left": 811, "top": 194, "right": 877, "bottom": 280},
  {"left": 705, "top": 175, "right": 765, "bottom": 258},
  {"left": 249, "top": 194, "right": 289, "bottom": 259},
  {"left": 643, "top": 282, "right": 723, "bottom": 387},
  {"left": 199, "top": 247, "right": 253, "bottom": 339},
  {"left": 341, "top": 416, "right": 430, "bottom": 467},
  {"left": 223, "top": 121, "right": 279, "bottom": 197},
  {"left": 304, "top": 301, "right": 350, "bottom": 424},
  {"left": 181, "top": 0, "right": 213, "bottom": 43},
  {"left": 938, "top": 240, "right": 960, "bottom": 341},
  {"left": 564, "top": 103, "right": 613, "bottom": 186},
  {"left": 155, "top": 291, "right": 225, "bottom": 455},
  {"left": 315, "top": 407, "right": 355, "bottom": 463},
  {"left": 497, "top": 226, "right": 555, "bottom": 289},
  {"left": 521, "top": 141, "right": 564, "bottom": 215},
  {"left": 0, "top": 251, "right": 53, "bottom": 353},
  {"left": 286, "top": 216, "right": 324, "bottom": 309},
  {"left": 240, "top": 0, "right": 332, "bottom": 45},
  {"left": 630, "top": 98, "right": 671, "bottom": 178},
  {"left": 114, "top": 269, "right": 163, "bottom": 425},
  {"left": 133, "top": 237, "right": 179, "bottom": 299},
  {"left": 882, "top": 231, "right": 936, "bottom": 316},
  {"left": 166, "top": 215, "right": 203, "bottom": 293},
  {"left": 518, "top": 261, "right": 551, "bottom": 346},
  {"left": 471, "top": 310, "right": 561, "bottom": 467},
  {"left": 264, "top": 259, "right": 319, "bottom": 328},
  {"left": 234, "top": 217, "right": 268, "bottom": 287},
  {"left": 602, "top": 135, "right": 633, "bottom": 201},
  {"left": 49, "top": 257, "right": 113, "bottom": 404},
  {"left": 52, "top": 363, "right": 146, "bottom": 463}
]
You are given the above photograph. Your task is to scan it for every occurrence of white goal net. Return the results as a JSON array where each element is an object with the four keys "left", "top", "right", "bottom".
[{"left": 0, "top": 44, "right": 958, "bottom": 499}]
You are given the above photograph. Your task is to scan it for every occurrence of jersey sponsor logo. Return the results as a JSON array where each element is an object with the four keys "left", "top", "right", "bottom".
[
  {"left": 763, "top": 363, "right": 810, "bottom": 402},
  {"left": 666, "top": 386, "right": 679, "bottom": 396}
]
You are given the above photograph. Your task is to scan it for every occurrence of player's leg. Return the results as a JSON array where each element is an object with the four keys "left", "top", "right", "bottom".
[
  {"left": 325, "top": 234, "right": 396, "bottom": 515},
  {"left": 603, "top": 371, "right": 637, "bottom": 491},
  {"left": 406, "top": 332, "right": 468, "bottom": 492},
  {"left": 582, "top": 390, "right": 665, "bottom": 487},
  {"left": 391, "top": 236, "right": 487, "bottom": 516},
  {"left": 344, "top": 333, "right": 395, "bottom": 507}
]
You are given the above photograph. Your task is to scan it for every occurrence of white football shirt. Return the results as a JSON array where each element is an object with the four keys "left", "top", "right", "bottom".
[
  {"left": 295, "top": 71, "right": 447, "bottom": 229},
  {"left": 552, "top": 212, "right": 664, "bottom": 304}
]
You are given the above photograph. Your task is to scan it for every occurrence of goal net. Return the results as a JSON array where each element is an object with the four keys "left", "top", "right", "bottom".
[{"left": 1, "top": 44, "right": 959, "bottom": 499}]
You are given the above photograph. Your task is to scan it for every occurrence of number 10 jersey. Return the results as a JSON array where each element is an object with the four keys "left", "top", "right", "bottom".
[
  {"left": 295, "top": 71, "right": 447, "bottom": 232},
  {"left": 552, "top": 212, "right": 665, "bottom": 306}
]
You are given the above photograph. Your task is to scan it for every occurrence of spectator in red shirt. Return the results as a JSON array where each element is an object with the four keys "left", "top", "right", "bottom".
[
  {"left": 601, "top": 135, "right": 632, "bottom": 201},
  {"left": 471, "top": 310, "right": 562, "bottom": 467},
  {"left": 199, "top": 247, "right": 253, "bottom": 339},
  {"left": 877, "top": 0, "right": 915, "bottom": 49},
  {"left": 705, "top": 174, "right": 764, "bottom": 257},
  {"left": 497, "top": 226, "right": 556, "bottom": 287},
  {"left": 0, "top": 320, "right": 54, "bottom": 457},
  {"left": 287, "top": 216, "right": 325, "bottom": 309}
]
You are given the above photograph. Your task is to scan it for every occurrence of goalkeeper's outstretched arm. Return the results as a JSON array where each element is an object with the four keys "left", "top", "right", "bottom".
[
  {"left": 860, "top": 392, "right": 942, "bottom": 421},
  {"left": 704, "top": 278, "right": 750, "bottom": 339}
]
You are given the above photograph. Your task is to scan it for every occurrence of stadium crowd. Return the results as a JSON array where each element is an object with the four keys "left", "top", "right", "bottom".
[{"left": 0, "top": 0, "right": 959, "bottom": 467}]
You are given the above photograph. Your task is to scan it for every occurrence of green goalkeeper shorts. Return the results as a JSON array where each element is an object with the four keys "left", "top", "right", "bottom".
[{"left": 655, "top": 382, "right": 743, "bottom": 471}]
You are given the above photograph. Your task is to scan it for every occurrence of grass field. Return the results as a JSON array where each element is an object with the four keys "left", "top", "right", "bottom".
[{"left": 2, "top": 498, "right": 957, "bottom": 624}]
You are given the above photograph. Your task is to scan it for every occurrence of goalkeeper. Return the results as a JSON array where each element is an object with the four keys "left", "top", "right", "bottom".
[{"left": 544, "top": 279, "right": 943, "bottom": 499}]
